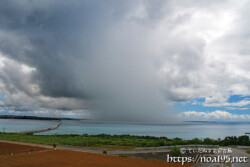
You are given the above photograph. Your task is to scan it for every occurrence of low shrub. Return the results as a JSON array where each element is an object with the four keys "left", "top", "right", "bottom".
[
  {"left": 118, "top": 154, "right": 129, "bottom": 157},
  {"left": 169, "top": 147, "right": 181, "bottom": 156}
]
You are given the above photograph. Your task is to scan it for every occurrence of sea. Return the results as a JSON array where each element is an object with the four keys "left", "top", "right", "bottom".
[{"left": 0, "top": 119, "right": 249, "bottom": 139}]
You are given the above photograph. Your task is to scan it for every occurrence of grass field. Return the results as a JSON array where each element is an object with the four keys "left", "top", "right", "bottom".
[{"left": 0, "top": 133, "right": 249, "bottom": 148}]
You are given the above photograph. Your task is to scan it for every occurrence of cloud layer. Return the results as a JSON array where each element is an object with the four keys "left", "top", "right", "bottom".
[
  {"left": 179, "top": 110, "right": 250, "bottom": 121},
  {"left": 0, "top": 0, "right": 250, "bottom": 122}
]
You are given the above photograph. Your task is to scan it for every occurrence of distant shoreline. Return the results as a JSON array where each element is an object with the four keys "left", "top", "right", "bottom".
[
  {"left": 0, "top": 115, "right": 84, "bottom": 121},
  {"left": 0, "top": 116, "right": 249, "bottom": 124}
]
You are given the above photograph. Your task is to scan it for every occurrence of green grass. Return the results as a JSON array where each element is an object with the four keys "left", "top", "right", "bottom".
[
  {"left": 247, "top": 149, "right": 250, "bottom": 154},
  {"left": 0, "top": 133, "right": 249, "bottom": 148},
  {"left": 118, "top": 154, "right": 129, "bottom": 157}
]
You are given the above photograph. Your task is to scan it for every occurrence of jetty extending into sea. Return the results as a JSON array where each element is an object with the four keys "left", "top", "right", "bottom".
[{"left": 16, "top": 121, "right": 62, "bottom": 135}]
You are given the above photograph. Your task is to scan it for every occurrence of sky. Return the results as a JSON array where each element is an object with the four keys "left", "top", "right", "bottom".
[{"left": 0, "top": 0, "right": 250, "bottom": 123}]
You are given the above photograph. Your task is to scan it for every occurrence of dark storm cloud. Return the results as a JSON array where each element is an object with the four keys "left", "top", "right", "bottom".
[
  {"left": 0, "top": 0, "right": 249, "bottom": 122},
  {"left": 0, "top": 0, "right": 179, "bottom": 122}
]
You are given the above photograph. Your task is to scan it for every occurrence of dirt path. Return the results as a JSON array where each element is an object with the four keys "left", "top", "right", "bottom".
[
  {"left": 0, "top": 141, "right": 193, "bottom": 167},
  {"left": 0, "top": 139, "right": 171, "bottom": 155},
  {"left": 231, "top": 148, "right": 250, "bottom": 167},
  {"left": 0, "top": 140, "right": 53, "bottom": 149},
  {"left": 0, "top": 150, "right": 193, "bottom": 167},
  {"left": 0, "top": 142, "right": 49, "bottom": 156}
]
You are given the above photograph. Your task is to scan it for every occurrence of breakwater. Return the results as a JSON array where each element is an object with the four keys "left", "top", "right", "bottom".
[{"left": 16, "top": 121, "right": 62, "bottom": 135}]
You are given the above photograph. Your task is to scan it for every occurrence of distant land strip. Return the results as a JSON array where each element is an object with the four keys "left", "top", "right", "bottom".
[{"left": 0, "top": 115, "right": 83, "bottom": 120}]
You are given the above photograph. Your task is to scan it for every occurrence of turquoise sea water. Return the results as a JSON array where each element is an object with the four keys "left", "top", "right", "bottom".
[{"left": 0, "top": 119, "right": 249, "bottom": 139}]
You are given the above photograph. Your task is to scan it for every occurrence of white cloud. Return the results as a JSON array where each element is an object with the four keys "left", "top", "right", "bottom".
[
  {"left": 204, "top": 94, "right": 228, "bottom": 104},
  {"left": 192, "top": 100, "right": 201, "bottom": 105},
  {"left": 0, "top": 52, "right": 88, "bottom": 116},
  {"left": 21, "top": 64, "right": 36, "bottom": 74},
  {"left": 179, "top": 110, "right": 250, "bottom": 121},
  {"left": 226, "top": 107, "right": 249, "bottom": 110},
  {"left": 203, "top": 99, "right": 250, "bottom": 107}
]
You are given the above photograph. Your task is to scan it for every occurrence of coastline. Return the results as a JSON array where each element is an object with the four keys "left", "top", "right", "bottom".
[{"left": 1, "top": 118, "right": 250, "bottom": 139}]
